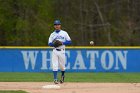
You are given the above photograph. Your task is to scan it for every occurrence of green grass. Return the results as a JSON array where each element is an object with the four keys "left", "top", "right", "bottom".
[
  {"left": 0, "top": 90, "right": 28, "bottom": 93},
  {"left": 0, "top": 72, "right": 140, "bottom": 83}
]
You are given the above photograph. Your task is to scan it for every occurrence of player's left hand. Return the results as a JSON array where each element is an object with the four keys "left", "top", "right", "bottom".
[{"left": 53, "top": 40, "right": 63, "bottom": 47}]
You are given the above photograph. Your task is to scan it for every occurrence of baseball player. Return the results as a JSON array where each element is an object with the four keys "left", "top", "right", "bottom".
[{"left": 48, "top": 20, "right": 71, "bottom": 84}]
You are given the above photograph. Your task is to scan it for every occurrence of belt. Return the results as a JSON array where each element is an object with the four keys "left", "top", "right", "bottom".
[{"left": 55, "top": 49, "right": 64, "bottom": 51}]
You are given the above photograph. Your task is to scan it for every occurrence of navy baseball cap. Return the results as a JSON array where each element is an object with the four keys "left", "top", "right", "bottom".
[{"left": 54, "top": 20, "right": 61, "bottom": 25}]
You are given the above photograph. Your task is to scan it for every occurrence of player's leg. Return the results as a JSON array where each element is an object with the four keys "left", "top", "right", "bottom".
[
  {"left": 58, "top": 50, "right": 66, "bottom": 83},
  {"left": 52, "top": 50, "right": 59, "bottom": 84}
]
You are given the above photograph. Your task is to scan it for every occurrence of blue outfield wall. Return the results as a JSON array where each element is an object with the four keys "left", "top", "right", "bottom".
[{"left": 0, "top": 47, "right": 140, "bottom": 72}]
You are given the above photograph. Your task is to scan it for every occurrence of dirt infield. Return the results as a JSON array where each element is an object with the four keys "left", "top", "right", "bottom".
[{"left": 0, "top": 82, "right": 140, "bottom": 93}]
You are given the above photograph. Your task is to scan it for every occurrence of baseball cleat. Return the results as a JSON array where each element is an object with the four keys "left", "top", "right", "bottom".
[
  {"left": 60, "top": 76, "right": 65, "bottom": 84},
  {"left": 54, "top": 79, "right": 59, "bottom": 84}
]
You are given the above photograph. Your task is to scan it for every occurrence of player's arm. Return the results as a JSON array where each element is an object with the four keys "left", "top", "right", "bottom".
[
  {"left": 48, "top": 34, "right": 55, "bottom": 47},
  {"left": 48, "top": 42, "right": 54, "bottom": 47},
  {"left": 63, "top": 32, "right": 72, "bottom": 45},
  {"left": 63, "top": 40, "right": 71, "bottom": 45}
]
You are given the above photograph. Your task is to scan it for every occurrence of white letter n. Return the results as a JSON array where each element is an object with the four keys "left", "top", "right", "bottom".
[{"left": 115, "top": 51, "right": 128, "bottom": 70}]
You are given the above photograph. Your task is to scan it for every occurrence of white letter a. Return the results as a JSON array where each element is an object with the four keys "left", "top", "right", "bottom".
[{"left": 73, "top": 51, "right": 86, "bottom": 70}]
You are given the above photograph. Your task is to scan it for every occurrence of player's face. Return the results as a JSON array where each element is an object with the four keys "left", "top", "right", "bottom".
[{"left": 54, "top": 24, "right": 61, "bottom": 30}]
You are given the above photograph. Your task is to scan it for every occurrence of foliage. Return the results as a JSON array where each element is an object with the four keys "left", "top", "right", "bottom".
[
  {"left": 0, "top": 0, "right": 140, "bottom": 46},
  {"left": 0, "top": 0, "right": 54, "bottom": 46},
  {"left": 54, "top": 0, "right": 140, "bottom": 46}
]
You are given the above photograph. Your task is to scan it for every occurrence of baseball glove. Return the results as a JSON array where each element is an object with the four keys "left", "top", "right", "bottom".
[{"left": 53, "top": 40, "right": 62, "bottom": 47}]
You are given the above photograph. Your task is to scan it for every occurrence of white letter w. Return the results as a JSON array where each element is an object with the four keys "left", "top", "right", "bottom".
[{"left": 21, "top": 51, "right": 38, "bottom": 70}]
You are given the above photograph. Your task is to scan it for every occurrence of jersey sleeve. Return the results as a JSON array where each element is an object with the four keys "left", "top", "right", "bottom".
[
  {"left": 48, "top": 34, "right": 53, "bottom": 44},
  {"left": 65, "top": 32, "right": 71, "bottom": 41},
  {"left": 63, "top": 32, "right": 72, "bottom": 45}
]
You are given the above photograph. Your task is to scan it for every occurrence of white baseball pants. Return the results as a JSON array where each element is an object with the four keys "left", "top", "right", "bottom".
[{"left": 52, "top": 49, "right": 66, "bottom": 71}]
